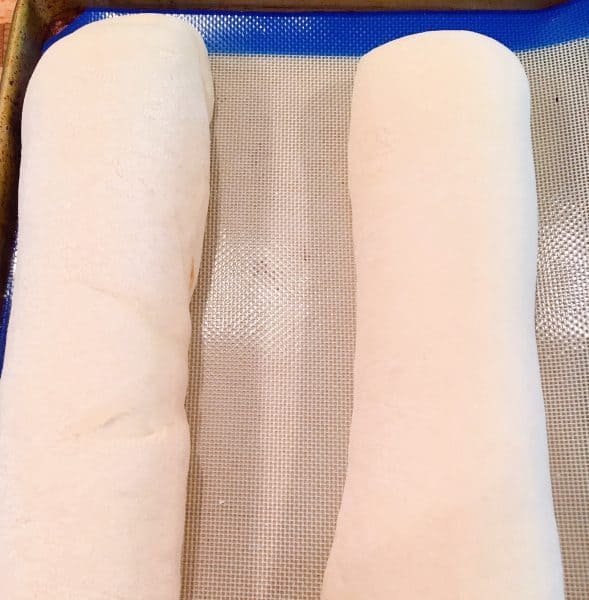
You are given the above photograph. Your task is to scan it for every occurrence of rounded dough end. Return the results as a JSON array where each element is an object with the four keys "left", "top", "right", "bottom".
[
  {"left": 359, "top": 30, "right": 529, "bottom": 101},
  {"left": 40, "top": 14, "right": 215, "bottom": 120}
]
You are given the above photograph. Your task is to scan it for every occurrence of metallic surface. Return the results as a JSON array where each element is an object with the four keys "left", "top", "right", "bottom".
[{"left": 0, "top": 3, "right": 586, "bottom": 600}]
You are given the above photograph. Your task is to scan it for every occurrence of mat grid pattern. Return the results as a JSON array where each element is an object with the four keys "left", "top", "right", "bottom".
[
  {"left": 0, "top": 10, "right": 587, "bottom": 598},
  {"left": 179, "top": 45, "right": 588, "bottom": 599}
]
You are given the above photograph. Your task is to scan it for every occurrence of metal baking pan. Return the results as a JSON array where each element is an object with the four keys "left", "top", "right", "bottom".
[{"left": 2, "top": 2, "right": 586, "bottom": 600}]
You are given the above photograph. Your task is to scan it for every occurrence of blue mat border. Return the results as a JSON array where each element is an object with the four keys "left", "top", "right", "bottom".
[{"left": 47, "top": 0, "right": 589, "bottom": 56}]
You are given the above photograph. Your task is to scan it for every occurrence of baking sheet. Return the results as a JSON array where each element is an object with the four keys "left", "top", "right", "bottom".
[{"left": 8, "top": 5, "right": 589, "bottom": 598}]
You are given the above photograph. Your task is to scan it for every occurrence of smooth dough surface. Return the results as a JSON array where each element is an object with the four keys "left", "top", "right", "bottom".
[
  {"left": 0, "top": 15, "right": 212, "bottom": 600},
  {"left": 321, "top": 31, "right": 564, "bottom": 600}
]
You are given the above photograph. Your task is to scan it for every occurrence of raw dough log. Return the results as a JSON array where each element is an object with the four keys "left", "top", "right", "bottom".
[
  {"left": 321, "top": 31, "right": 564, "bottom": 600},
  {"left": 0, "top": 15, "right": 212, "bottom": 600}
]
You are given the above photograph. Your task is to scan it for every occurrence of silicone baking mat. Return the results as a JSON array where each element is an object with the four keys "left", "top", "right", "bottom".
[{"left": 10, "top": 3, "right": 589, "bottom": 598}]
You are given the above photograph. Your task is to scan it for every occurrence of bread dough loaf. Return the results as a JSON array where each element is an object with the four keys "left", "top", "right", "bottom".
[
  {"left": 0, "top": 15, "right": 212, "bottom": 599},
  {"left": 321, "top": 31, "right": 564, "bottom": 600}
]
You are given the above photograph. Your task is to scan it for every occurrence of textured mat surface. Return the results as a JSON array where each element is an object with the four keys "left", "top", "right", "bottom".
[
  {"left": 9, "top": 7, "right": 589, "bottom": 599},
  {"left": 175, "top": 44, "right": 589, "bottom": 599}
]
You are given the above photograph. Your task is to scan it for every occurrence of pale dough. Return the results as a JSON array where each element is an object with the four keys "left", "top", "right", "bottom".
[
  {"left": 321, "top": 31, "right": 565, "bottom": 600},
  {"left": 0, "top": 15, "right": 212, "bottom": 600}
]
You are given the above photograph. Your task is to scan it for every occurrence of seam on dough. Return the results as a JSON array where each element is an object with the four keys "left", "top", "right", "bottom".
[{"left": 65, "top": 279, "right": 186, "bottom": 346}]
